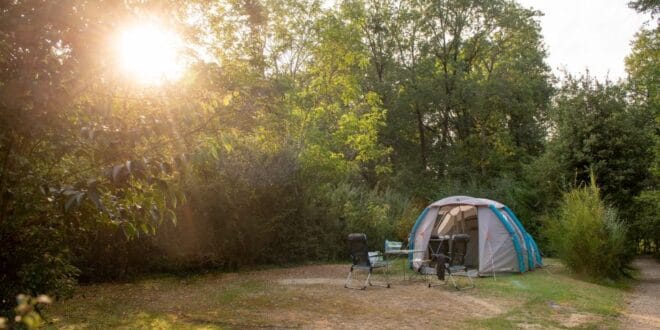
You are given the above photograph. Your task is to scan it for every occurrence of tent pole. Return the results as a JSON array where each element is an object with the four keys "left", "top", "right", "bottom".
[{"left": 486, "top": 234, "right": 496, "bottom": 280}]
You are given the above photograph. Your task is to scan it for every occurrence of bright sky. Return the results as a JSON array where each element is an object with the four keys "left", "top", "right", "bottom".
[{"left": 516, "top": 0, "right": 654, "bottom": 81}]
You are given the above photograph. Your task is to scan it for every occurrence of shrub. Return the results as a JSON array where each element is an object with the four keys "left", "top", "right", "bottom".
[
  {"left": 0, "top": 294, "right": 52, "bottom": 330},
  {"left": 0, "top": 217, "right": 78, "bottom": 315},
  {"left": 546, "top": 176, "right": 630, "bottom": 279}
]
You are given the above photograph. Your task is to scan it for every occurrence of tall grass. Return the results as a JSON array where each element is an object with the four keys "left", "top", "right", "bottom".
[{"left": 546, "top": 176, "right": 629, "bottom": 280}]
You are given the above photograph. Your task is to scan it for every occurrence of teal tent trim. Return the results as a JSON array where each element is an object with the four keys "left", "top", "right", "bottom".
[
  {"left": 502, "top": 206, "right": 534, "bottom": 270},
  {"left": 408, "top": 207, "right": 429, "bottom": 267},
  {"left": 488, "top": 205, "right": 526, "bottom": 273},
  {"left": 527, "top": 233, "right": 543, "bottom": 266}
]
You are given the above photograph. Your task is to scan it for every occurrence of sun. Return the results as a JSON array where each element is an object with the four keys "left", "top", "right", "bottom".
[{"left": 117, "top": 23, "right": 186, "bottom": 85}]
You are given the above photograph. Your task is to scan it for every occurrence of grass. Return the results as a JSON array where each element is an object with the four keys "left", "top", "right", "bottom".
[
  {"left": 43, "top": 259, "right": 628, "bottom": 329},
  {"left": 470, "top": 259, "right": 626, "bottom": 329},
  {"left": 46, "top": 276, "right": 289, "bottom": 329}
]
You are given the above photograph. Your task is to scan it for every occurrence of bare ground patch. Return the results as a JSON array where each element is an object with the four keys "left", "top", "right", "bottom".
[
  {"left": 47, "top": 263, "right": 513, "bottom": 329},
  {"left": 619, "top": 258, "right": 660, "bottom": 329},
  {"left": 46, "top": 260, "right": 626, "bottom": 329}
]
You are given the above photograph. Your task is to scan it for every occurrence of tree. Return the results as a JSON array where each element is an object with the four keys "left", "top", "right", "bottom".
[
  {"left": 547, "top": 175, "right": 629, "bottom": 280},
  {"left": 626, "top": 28, "right": 659, "bottom": 107},
  {"left": 628, "top": 0, "right": 660, "bottom": 16},
  {"left": 347, "top": 0, "right": 552, "bottom": 188},
  {"left": 550, "top": 74, "right": 654, "bottom": 220},
  {"left": 0, "top": 0, "right": 194, "bottom": 311},
  {"left": 625, "top": 3, "right": 659, "bottom": 253}
]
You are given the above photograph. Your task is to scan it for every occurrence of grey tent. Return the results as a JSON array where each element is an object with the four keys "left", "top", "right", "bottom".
[{"left": 408, "top": 196, "right": 542, "bottom": 275}]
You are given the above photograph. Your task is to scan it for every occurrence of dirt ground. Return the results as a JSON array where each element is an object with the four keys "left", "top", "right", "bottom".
[
  {"left": 46, "top": 260, "right": 625, "bottom": 329},
  {"left": 47, "top": 264, "right": 516, "bottom": 329},
  {"left": 619, "top": 258, "right": 660, "bottom": 329},
  {"left": 218, "top": 264, "right": 513, "bottom": 328}
]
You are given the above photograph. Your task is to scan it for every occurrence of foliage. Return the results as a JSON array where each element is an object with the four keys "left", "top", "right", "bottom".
[
  {"left": 0, "top": 294, "right": 52, "bottom": 330},
  {"left": 627, "top": 8, "right": 660, "bottom": 255},
  {"left": 547, "top": 176, "right": 630, "bottom": 279},
  {"left": 357, "top": 0, "right": 552, "bottom": 180},
  {"left": 626, "top": 27, "right": 660, "bottom": 106},
  {"left": 0, "top": 0, "right": 191, "bottom": 311},
  {"left": 178, "top": 140, "right": 416, "bottom": 266},
  {"left": 631, "top": 190, "right": 660, "bottom": 255},
  {"left": 549, "top": 74, "right": 655, "bottom": 224},
  {"left": 628, "top": 0, "right": 660, "bottom": 16}
]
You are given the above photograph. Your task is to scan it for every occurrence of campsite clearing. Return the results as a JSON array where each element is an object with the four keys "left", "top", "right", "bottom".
[{"left": 45, "top": 259, "right": 626, "bottom": 329}]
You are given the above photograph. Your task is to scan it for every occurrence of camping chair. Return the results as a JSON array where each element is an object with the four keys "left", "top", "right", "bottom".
[
  {"left": 447, "top": 234, "right": 475, "bottom": 288},
  {"left": 345, "top": 233, "right": 391, "bottom": 290},
  {"left": 418, "top": 235, "right": 448, "bottom": 285},
  {"left": 428, "top": 234, "right": 475, "bottom": 290}
]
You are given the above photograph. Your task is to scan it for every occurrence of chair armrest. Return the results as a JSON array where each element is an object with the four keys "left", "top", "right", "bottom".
[{"left": 368, "top": 251, "right": 384, "bottom": 264}]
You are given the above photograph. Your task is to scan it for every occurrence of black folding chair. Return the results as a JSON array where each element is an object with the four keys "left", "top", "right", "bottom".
[
  {"left": 428, "top": 234, "right": 475, "bottom": 290},
  {"left": 344, "top": 233, "right": 391, "bottom": 290}
]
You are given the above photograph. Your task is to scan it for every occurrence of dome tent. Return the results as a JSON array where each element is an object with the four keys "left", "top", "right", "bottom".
[{"left": 408, "top": 196, "right": 542, "bottom": 275}]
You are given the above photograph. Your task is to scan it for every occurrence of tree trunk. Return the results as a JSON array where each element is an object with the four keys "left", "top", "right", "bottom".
[{"left": 415, "top": 104, "right": 427, "bottom": 170}]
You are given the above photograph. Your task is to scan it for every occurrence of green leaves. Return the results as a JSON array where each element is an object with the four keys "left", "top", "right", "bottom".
[
  {"left": 551, "top": 75, "right": 654, "bottom": 208},
  {"left": 547, "top": 176, "right": 629, "bottom": 279}
]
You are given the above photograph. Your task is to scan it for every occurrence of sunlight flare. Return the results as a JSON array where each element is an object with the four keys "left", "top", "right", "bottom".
[{"left": 116, "top": 23, "right": 186, "bottom": 85}]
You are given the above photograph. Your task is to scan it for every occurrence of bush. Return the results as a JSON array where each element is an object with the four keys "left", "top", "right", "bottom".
[
  {"left": 0, "top": 217, "right": 79, "bottom": 315},
  {"left": 305, "top": 182, "right": 417, "bottom": 253},
  {"left": 546, "top": 176, "right": 630, "bottom": 279},
  {"left": 0, "top": 294, "right": 52, "bottom": 330}
]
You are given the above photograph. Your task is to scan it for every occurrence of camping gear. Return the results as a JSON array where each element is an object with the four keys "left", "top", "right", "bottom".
[
  {"left": 345, "top": 233, "right": 391, "bottom": 289},
  {"left": 424, "top": 234, "right": 476, "bottom": 289},
  {"left": 408, "top": 196, "right": 542, "bottom": 276}
]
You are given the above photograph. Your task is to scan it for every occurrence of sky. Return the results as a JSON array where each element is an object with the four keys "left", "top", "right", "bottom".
[{"left": 516, "top": 0, "right": 654, "bottom": 81}]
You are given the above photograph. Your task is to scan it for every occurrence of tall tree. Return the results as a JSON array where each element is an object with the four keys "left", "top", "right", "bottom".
[
  {"left": 551, "top": 75, "right": 654, "bottom": 211},
  {"left": 352, "top": 0, "right": 551, "bottom": 187},
  {"left": 626, "top": 0, "right": 659, "bottom": 253}
]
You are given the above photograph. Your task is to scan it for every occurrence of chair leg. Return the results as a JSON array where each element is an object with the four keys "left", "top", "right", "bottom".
[
  {"left": 346, "top": 267, "right": 390, "bottom": 290},
  {"left": 428, "top": 263, "right": 449, "bottom": 288},
  {"left": 345, "top": 267, "right": 368, "bottom": 290},
  {"left": 462, "top": 272, "right": 475, "bottom": 290},
  {"left": 449, "top": 269, "right": 475, "bottom": 290},
  {"left": 368, "top": 267, "right": 391, "bottom": 288},
  {"left": 448, "top": 271, "right": 459, "bottom": 290},
  {"left": 384, "top": 266, "right": 391, "bottom": 288}
]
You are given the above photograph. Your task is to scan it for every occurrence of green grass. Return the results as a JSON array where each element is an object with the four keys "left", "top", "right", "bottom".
[
  {"left": 45, "top": 276, "right": 292, "bottom": 329},
  {"left": 469, "top": 259, "right": 626, "bottom": 329},
  {"left": 383, "top": 257, "right": 627, "bottom": 328}
]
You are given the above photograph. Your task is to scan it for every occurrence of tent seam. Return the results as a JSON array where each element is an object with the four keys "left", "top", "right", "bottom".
[
  {"left": 488, "top": 204, "right": 526, "bottom": 273},
  {"left": 503, "top": 206, "right": 535, "bottom": 270}
]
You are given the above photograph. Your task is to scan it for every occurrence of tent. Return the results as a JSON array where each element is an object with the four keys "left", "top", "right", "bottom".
[{"left": 408, "top": 196, "right": 542, "bottom": 275}]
